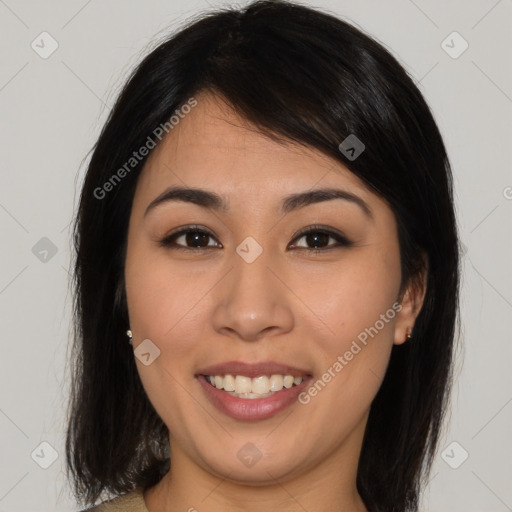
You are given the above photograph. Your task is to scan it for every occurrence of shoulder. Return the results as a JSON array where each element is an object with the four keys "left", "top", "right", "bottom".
[{"left": 79, "top": 487, "right": 149, "bottom": 512}]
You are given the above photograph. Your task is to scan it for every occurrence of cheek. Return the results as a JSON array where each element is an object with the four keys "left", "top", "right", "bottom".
[
  {"left": 309, "top": 245, "right": 401, "bottom": 348},
  {"left": 295, "top": 250, "right": 401, "bottom": 425},
  {"left": 125, "top": 243, "right": 216, "bottom": 364},
  {"left": 298, "top": 253, "right": 401, "bottom": 420},
  {"left": 124, "top": 246, "right": 208, "bottom": 429}
]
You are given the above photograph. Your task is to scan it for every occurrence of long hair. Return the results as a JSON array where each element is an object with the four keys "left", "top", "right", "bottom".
[{"left": 66, "top": 2, "right": 461, "bottom": 511}]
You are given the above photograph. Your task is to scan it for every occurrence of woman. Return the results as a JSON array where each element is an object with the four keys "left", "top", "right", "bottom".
[{"left": 66, "top": 1, "right": 460, "bottom": 511}]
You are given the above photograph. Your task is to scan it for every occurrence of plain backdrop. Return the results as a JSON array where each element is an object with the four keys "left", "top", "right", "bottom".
[{"left": 0, "top": 1, "right": 511, "bottom": 511}]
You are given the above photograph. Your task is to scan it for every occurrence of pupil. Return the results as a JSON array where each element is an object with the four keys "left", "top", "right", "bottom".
[
  {"left": 307, "top": 232, "right": 328, "bottom": 248},
  {"left": 187, "top": 231, "right": 209, "bottom": 247}
]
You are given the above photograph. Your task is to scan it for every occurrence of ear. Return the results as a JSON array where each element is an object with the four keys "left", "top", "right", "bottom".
[{"left": 394, "top": 254, "right": 428, "bottom": 345}]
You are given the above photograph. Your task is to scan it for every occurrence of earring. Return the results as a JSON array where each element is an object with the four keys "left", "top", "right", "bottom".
[
  {"left": 126, "top": 329, "right": 133, "bottom": 345},
  {"left": 406, "top": 328, "right": 413, "bottom": 342}
]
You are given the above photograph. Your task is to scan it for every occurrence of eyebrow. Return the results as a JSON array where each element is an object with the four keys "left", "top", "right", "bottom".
[{"left": 144, "top": 185, "right": 373, "bottom": 220}]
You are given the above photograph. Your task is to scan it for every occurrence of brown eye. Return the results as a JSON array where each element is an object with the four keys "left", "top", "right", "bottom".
[
  {"left": 159, "top": 226, "right": 221, "bottom": 250},
  {"left": 290, "top": 225, "right": 352, "bottom": 251}
]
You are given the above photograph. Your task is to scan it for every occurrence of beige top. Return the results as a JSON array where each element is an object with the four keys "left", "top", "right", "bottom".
[{"left": 82, "top": 488, "right": 149, "bottom": 511}]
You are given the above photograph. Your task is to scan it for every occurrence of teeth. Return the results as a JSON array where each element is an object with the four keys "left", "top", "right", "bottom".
[
  {"left": 283, "top": 375, "right": 294, "bottom": 389},
  {"left": 224, "top": 374, "right": 235, "bottom": 391},
  {"left": 235, "top": 375, "right": 252, "bottom": 394},
  {"left": 269, "top": 374, "right": 283, "bottom": 391},
  {"left": 205, "top": 374, "right": 304, "bottom": 396},
  {"left": 252, "top": 375, "right": 269, "bottom": 394}
]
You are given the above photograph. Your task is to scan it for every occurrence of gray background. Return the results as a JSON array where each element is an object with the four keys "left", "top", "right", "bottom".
[{"left": 0, "top": 0, "right": 511, "bottom": 511}]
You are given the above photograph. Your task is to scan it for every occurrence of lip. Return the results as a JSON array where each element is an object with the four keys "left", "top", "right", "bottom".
[
  {"left": 195, "top": 360, "right": 311, "bottom": 379},
  {"left": 197, "top": 374, "right": 312, "bottom": 421}
]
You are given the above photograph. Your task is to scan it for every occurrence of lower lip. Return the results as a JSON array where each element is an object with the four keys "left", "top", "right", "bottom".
[{"left": 197, "top": 375, "right": 312, "bottom": 421}]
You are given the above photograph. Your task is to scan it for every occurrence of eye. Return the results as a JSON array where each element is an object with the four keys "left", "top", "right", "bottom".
[
  {"left": 159, "top": 225, "right": 221, "bottom": 251},
  {"left": 289, "top": 224, "right": 353, "bottom": 252}
]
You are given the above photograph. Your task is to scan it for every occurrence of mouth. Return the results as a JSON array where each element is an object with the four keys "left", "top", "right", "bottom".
[
  {"left": 202, "top": 373, "right": 306, "bottom": 398},
  {"left": 195, "top": 361, "right": 313, "bottom": 420}
]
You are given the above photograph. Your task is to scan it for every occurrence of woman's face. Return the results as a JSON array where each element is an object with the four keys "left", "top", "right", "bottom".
[{"left": 125, "top": 92, "right": 419, "bottom": 485}]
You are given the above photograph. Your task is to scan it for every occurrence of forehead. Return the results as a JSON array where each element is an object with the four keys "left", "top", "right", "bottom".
[
  {"left": 166, "top": 92, "right": 332, "bottom": 157},
  {"left": 134, "top": 92, "right": 378, "bottom": 211}
]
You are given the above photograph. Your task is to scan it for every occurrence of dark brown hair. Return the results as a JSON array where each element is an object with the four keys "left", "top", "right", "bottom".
[{"left": 66, "top": 1, "right": 461, "bottom": 511}]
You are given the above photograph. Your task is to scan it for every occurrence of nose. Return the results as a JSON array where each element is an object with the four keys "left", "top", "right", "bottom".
[{"left": 211, "top": 247, "right": 294, "bottom": 342}]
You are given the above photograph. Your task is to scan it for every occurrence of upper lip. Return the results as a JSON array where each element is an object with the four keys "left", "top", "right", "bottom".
[{"left": 196, "top": 361, "right": 311, "bottom": 379}]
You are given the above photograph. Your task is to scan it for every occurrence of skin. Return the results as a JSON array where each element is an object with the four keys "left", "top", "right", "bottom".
[{"left": 124, "top": 91, "right": 426, "bottom": 512}]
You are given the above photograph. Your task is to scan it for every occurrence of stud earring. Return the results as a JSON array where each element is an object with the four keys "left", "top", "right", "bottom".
[
  {"left": 126, "top": 329, "right": 133, "bottom": 345},
  {"left": 406, "top": 328, "right": 413, "bottom": 342}
]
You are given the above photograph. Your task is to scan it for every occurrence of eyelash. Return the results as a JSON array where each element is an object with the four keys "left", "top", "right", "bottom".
[{"left": 158, "top": 224, "right": 353, "bottom": 253}]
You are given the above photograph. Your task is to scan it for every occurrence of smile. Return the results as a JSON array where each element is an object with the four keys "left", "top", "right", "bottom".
[
  {"left": 197, "top": 375, "right": 312, "bottom": 421},
  {"left": 204, "top": 374, "right": 304, "bottom": 398}
]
